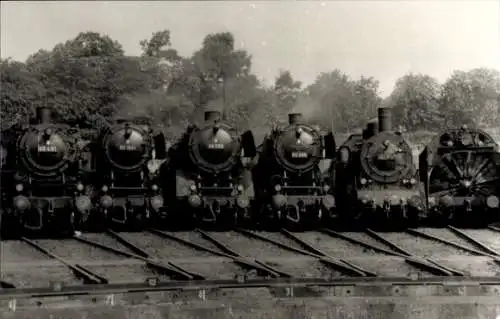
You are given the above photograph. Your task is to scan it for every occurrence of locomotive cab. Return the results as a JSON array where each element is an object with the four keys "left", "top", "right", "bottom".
[
  {"left": 255, "top": 112, "right": 336, "bottom": 228},
  {"left": 92, "top": 116, "right": 166, "bottom": 229},
  {"left": 2, "top": 107, "right": 92, "bottom": 236}
]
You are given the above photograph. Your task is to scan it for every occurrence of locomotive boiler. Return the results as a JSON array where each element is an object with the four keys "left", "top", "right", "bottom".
[
  {"left": 91, "top": 116, "right": 166, "bottom": 229},
  {"left": 1, "top": 107, "right": 92, "bottom": 236},
  {"left": 335, "top": 108, "right": 424, "bottom": 228},
  {"left": 419, "top": 126, "right": 500, "bottom": 226},
  {"left": 161, "top": 109, "right": 257, "bottom": 227},
  {"left": 253, "top": 113, "right": 336, "bottom": 228}
]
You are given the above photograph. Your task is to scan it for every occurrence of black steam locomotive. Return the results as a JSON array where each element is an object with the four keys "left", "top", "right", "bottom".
[
  {"left": 1, "top": 107, "right": 93, "bottom": 236},
  {"left": 160, "top": 109, "right": 257, "bottom": 227},
  {"left": 253, "top": 113, "right": 336, "bottom": 228},
  {"left": 335, "top": 108, "right": 424, "bottom": 228},
  {"left": 90, "top": 116, "right": 166, "bottom": 229},
  {"left": 419, "top": 126, "right": 500, "bottom": 226}
]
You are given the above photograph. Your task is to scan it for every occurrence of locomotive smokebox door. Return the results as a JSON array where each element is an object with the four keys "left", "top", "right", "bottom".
[
  {"left": 241, "top": 130, "right": 257, "bottom": 158},
  {"left": 323, "top": 132, "right": 336, "bottom": 159},
  {"left": 205, "top": 110, "right": 222, "bottom": 123},
  {"left": 378, "top": 107, "right": 392, "bottom": 132},
  {"left": 288, "top": 113, "right": 303, "bottom": 125},
  {"left": 35, "top": 107, "right": 53, "bottom": 124}
]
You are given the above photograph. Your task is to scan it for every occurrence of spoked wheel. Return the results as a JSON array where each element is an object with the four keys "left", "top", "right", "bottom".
[{"left": 429, "top": 150, "right": 500, "bottom": 225}]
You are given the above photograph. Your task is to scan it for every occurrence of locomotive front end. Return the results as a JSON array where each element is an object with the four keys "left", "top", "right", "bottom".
[
  {"left": 95, "top": 119, "right": 166, "bottom": 230},
  {"left": 8, "top": 107, "right": 90, "bottom": 236},
  {"left": 258, "top": 113, "right": 336, "bottom": 228},
  {"left": 356, "top": 108, "right": 425, "bottom": 227},
  {"left": 420, "top": 126, "right": 500, "bottom": 226},
  {"left": 180, "top": 110, "right": 256, "bottom": 226}
]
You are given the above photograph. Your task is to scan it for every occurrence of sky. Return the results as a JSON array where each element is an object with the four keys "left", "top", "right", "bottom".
[{"left": 1, "top": 1, "right": 499, "bottom": 97}]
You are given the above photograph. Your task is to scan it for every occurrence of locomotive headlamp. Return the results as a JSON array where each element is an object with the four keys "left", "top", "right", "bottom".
[
  {"left": 101, "top": 185, "right": 109, "bottom": 193},
  {"left": 360, "top": 178, "right": 367, "bottom": 185},
  {"left": 461, "top": 133, "right": 473, "bottom": 146},
  {"left": 274, "top": 184, "right": 282, "bottom": 192},
  {"left": 321, "top": 194, "right": 335, "bottom": 210},
  {"left": 323, "top": 184, "right": 330, "bottom": 192},
  {"left": 439, "top": 195, "right": 454, "bottom": 208},
  {"left": 271, "top": 194, "right": 287, "bottom": 209},
  {"left": 15, "top": 184, "right": 24, "bottom": 192},
  {"left": 428, "top": 196, "right": 436, "bottom": 207},
  {"left": 486, "top": 195, "right": 499, "bottom": 209},
  {"left": 190, "top": 184, "right": 197, "bottom": 192},
  {"left": 446, "top": 140, "right": 454, "bottom": 147},
  {"left": 151, "top": 184, "right": 159, "bottom": 192},
  {"left": 236, "top": 196, "right": 250, "bottom": 209},
  {"left": 100, "top": 195, "right": 113, "bottom": 208},
  {"left": 150, "top": 195, "right": 164, "bottom": 210},
  {"left": 409, "top": 178, "right": 416, "bottom": 185},
  {"left": 76, "top": 183, "right": 84, "bottom": 192},
  {"left": 188, "top": 194, "right": 202, "bottom": 208},
  {"left": 44, "top": 128, "right": 53, "bottom": 137},
  {"left": 237, "top": 184, "right": 244, "bottom": 192},
  {"left": 75, "top": 195, "right": 91, "bottom": 212},
  {"left": 13, "top": 195, "right": 30, "bottom": 211}
]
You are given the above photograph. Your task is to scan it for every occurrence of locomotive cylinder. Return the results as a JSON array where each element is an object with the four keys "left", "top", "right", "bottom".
[
  {"left": 205, "top": 110, "right": 222, "bottom": 123},
  {"left": 378, "top": 107, "right": 392, "bottom": 132},
  {"left": 36, "top": 107, "right": 53, "bottom": 124},
  {"left": 288, "top": 113, "right": 304, "bottom": 125}
]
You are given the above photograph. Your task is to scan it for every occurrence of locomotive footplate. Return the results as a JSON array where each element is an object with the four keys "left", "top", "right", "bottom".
[
  {"left": 269, "top": 194, "right": 335, "bottom": 227},
  {"left": 9, "top": 196, "right": 77, "bottom": 235},
  {"left": 103, "top": 195, "right": 148, "bottom": 229},
  {"left": 428, "top": 195, "right": 500, "bottom": 226}
]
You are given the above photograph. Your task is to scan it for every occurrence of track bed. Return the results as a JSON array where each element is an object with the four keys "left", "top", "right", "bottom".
[{"left": 1, "top": 226, "right": 500, "bottom": 289}]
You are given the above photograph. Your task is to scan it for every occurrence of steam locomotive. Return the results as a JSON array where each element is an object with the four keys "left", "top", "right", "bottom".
[
  {"left": 335, "top": 108, "right": 425, "bottom": 228},
  {"left": 253, "top": 113, "right": 336, "bottom": 228},
  {"left": 1, "top": 107, "right": 93, "bottom": 237},
  {"left": 160, "top": 109, "right": 257, "bottom": 227},
  {"left": 89, "top": 116, "right": 166, "bottom": 230},
  {"left": 419, "top": 126, "right": 500, "bottom": 226}
]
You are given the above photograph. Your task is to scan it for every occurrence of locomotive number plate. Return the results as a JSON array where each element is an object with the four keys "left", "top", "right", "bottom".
[
  {"left": 208, "top": 143, "right": 224, "bottom": 149},
  {"left": 119, "top": 145, "right": 137, "bottom": 151},
  {"left": 291, "top": 151, "right": 308, "bottom": 158},
  {"left": 37, "top": 145, "right": 57, "bottom": 152}
]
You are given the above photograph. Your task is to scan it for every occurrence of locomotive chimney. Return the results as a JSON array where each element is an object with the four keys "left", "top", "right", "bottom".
[
  {"left": 288, "top": 113, "right": 303, "bottom": 125},
  {"left": 378, "top": 107, "right": 392, "bottom": 132},
  {"left": 204, "top": 110, "right": 222, "bottom": 123},
  {"left": 36, "top": 107, "right": 53, "bottom": 124}
]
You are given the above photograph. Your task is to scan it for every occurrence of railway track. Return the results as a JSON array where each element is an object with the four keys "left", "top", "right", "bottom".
[{"left": 1, "top": 226, "right": 500, "bottom": 301}]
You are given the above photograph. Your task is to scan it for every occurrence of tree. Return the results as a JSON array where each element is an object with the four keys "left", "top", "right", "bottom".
[
  {"left": 22, "top": 32, "right": 159, "bottom": 122},
  {"left": 305, "top": 70, "right": 380, "bottom": 132},
  {"left": 440, "top": 68, "right": 500, "bottom": 128},
  {"left": 386, "top": 73, "right": 442, "bottom": 131},
  {"left": 140, "top": 29, "right": 181, "bottom": 62},
  {"left": 274, "top": 70, "right": 302, "bottom": 119},
  {"left": 0, "top": 59, "right": 45, "bottom": 128}
]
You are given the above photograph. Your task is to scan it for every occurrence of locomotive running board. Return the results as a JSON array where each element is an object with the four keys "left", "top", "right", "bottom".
[{"left": 1, "top": 276, "right": 500, "bottom": 300}]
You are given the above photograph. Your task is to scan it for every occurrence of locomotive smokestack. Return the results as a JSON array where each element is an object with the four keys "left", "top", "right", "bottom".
[
  {"left": 36, "top": 107, "right": 52, "bottom": 124},
  {"left": 204, "top": 110, "right": 222, "bottom": 123},
  {"left": 288, "top": 113, "right": 303, "bottom": 125},
  {"left": 378, "top": 107, "right": 392, "bottom": 132}
]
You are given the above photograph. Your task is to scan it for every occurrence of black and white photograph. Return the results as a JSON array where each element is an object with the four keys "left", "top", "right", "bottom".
[{"left": 1, "top": 1, "right": 499, "bottom": 318}]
